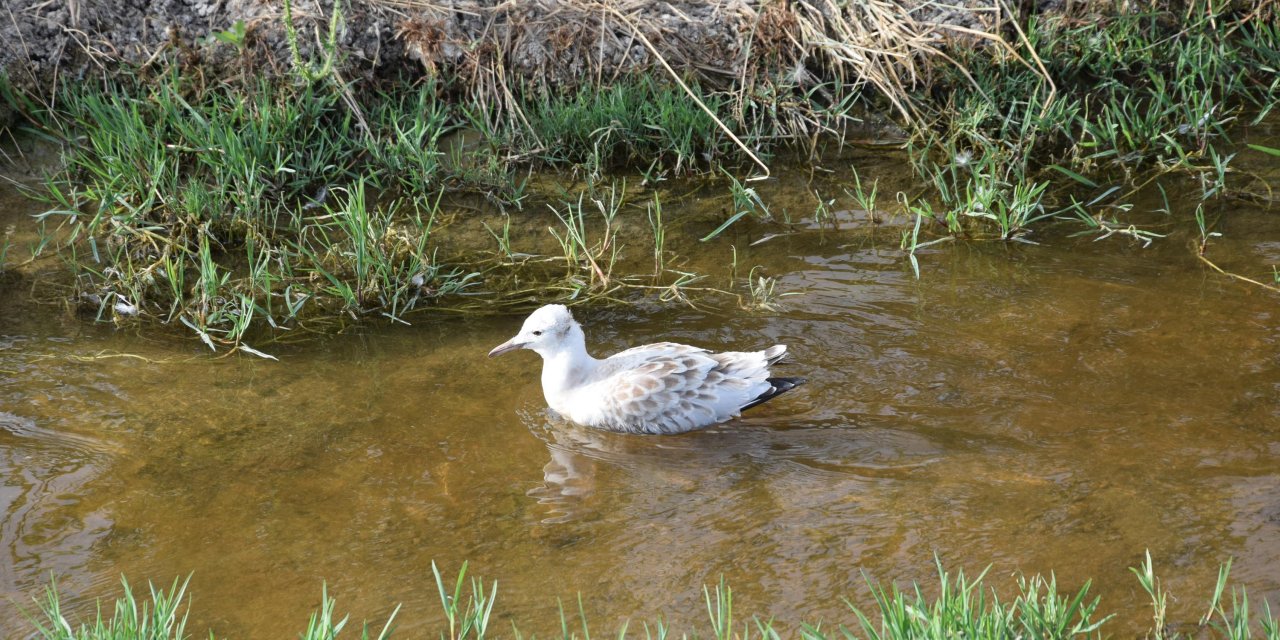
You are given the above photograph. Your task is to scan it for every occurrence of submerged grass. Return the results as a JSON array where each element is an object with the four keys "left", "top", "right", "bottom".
[{"left": 28, "top": 555, "right": 1280, "bottom": 640}]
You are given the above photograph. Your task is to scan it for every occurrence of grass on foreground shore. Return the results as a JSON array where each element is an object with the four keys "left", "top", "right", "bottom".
[
  {"left": 0, "top": 0, "right": 1277, "bottom": 349},
  {"left": 27, "top": 554, "right": 1280, "bottom": 640}
]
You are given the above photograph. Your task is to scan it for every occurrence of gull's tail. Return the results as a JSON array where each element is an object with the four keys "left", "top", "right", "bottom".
[
  {"left": 762, "top": 344, "right": 788, "bottom": 366},
  {"left": 740, "top": 376, "right": 807, "bottom": 411}
]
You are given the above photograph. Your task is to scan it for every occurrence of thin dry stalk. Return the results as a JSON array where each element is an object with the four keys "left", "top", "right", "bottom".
[
  {"left": 372, "top": 0, "right": 1034, "bottom": 155},
  {"left": 1198, "top": 253, "right": 1280, "bottom": 294},
  {"left": 789, "top": 0, "right": 942, "bottom": 122},
  {"left": 995, "top": 0, "right": 1056, "bottom": 116},
  {"left": 594, "top": 1, "right": 772, "bottom": 178}
]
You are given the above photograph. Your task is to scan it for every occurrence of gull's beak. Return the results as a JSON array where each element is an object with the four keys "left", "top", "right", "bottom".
[{"left": 487, "top": 337, "right": 525, "bottom": 358}]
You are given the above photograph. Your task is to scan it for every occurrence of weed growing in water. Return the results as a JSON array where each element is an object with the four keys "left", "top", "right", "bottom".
[
  {"left": 1133, "top": 550, "right": 1171, "bottom": 640},
  {"left": 0, "top": 225, "right": 12, "bottom": 272},
  {"left": 547, "top": 181, "right": 625, "bottom": 295},
  {"left": 299, "top": 584, "right": 398, "bottom": 640},
  {"left": 1193, "top": 203, "right": 1223, "bottom": 255},
  {"left": 846, "top": 167, "right": 879, "bottom": 221},
  {"left": 701, "top": 171, "right": 772, "bottom": 243},
  {"left": 647, "top": 193, "right": 667, "bottom": 276},
  {"left": 432, "top": 561, "right": 495, "bottom": 640},
  {"left": 811, "top": 191, "right": 836, "bottom": 229},
  {"left": 743, "top": 266, "right": 798, "bottom": 312},
  {"left": 482, "top": 214, "right": 515, "bottom": 263}
]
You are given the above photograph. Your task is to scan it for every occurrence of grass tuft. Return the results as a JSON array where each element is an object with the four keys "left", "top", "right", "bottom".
[{"left": 29, "top": 555, "right": 1280, "bottom": 639}]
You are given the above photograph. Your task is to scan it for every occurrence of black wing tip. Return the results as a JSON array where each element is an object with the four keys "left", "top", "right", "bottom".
[
  {"left": 740, "top": 376, "right": 807, "bottom": 411},
  {"left": 771, "top": 376, "right": 807, "bottom": 390}
]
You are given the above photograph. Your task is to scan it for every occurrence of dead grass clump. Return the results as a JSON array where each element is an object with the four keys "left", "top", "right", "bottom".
[
  {"left": 750, "top": 2, "right": 803, "bottom": 66},
  {"left": 395, "top": 17, "right": 448, "bottom": 77},
  {"left": 374, "top": 0, "right": 1015, "bottom": 147}
]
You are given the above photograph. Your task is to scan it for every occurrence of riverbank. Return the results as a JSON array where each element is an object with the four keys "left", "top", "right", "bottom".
[{"left": 1, "top": 0, "right": 1277, "bottom": 352}]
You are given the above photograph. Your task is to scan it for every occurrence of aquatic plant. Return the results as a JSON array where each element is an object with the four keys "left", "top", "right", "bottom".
[
  {"left": 547, "top": 181, "right": 624, "bottom": 295},
  {"left": 849, "top": 558, "right": 1108, "bottom": 640},
  {"left": 0, "top": 231, "right": 11, "bottom": 272},
  {"left": 432, "top": 561, "right": 495, "bottom": 640},
  {"left": 647, "top": 193, "right": 667, "bottom": 276},
  {"left": 701, "top": 171, "right": 771, "bottom": 243},
  {"left": 744, "top": 266, "right": 799, "bottom": 312},
  {"left": 846, "top": 168, "right": 879, "bottom": 222},
  {"left": 299, "top": 584, "right": 399, "bottom": 640}
]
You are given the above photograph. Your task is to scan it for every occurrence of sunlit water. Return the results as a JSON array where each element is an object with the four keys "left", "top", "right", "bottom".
[{"left": 1, "top": 137, "right": 1278, "bottom": 638}]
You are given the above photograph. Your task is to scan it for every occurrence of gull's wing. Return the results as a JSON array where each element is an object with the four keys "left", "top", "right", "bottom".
[
  {"left": 580, "top": 344, "right": 782, "bottom": 434},
  {"left": 610, "top": 342, "right": 708, "bottom": 359}
]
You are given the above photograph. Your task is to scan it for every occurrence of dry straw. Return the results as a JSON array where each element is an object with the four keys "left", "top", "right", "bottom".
[{"left": 376, "top": 0, "right": 1046, "bottom": 144}]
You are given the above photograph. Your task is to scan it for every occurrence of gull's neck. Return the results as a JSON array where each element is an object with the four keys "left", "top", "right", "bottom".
[{"left": 537, "top": 323, "right": 597, "bottom": 400}]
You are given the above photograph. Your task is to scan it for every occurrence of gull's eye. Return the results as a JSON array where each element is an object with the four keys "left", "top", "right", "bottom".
[{"left": 532, "top": 330, "right": 543, "bottom": 336}]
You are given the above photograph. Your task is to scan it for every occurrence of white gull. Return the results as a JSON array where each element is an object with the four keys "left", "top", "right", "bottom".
[{"left": 488, "top": 304, "right": 805, "bottom": 434}]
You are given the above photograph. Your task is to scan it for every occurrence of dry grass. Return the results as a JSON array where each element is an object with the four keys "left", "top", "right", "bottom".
[{"left": 373, "top": 0, "right": 1021, "bottom": 139}]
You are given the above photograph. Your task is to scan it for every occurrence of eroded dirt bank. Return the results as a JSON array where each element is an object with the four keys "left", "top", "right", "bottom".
[{"left": 1, "top": 0, "right": 1005, "bottom": 122}]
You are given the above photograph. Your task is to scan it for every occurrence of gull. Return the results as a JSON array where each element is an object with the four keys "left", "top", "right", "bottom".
[{"left": 488, "top": 305, "right": 805, "bottom": 434}]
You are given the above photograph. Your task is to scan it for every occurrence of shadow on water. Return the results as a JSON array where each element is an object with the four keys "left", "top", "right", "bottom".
[{"left": 1, "top": 134, "right": 1279, "bottom": 636}]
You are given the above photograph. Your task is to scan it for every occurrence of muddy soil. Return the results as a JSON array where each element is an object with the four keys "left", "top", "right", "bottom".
[{"left": 1, "top": 0, "right": 1001, "bottom": 120}]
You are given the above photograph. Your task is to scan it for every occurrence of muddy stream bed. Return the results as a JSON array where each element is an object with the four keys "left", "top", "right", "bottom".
[{"left": 0, "top": 137, "right": 1278, "bottom": 637}]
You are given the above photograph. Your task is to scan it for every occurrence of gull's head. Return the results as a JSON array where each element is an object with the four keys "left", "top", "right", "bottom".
[{"left": 488, "top": 304, "right": 579, "bottom": 358}]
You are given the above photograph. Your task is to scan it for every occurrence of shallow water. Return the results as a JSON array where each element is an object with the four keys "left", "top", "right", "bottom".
[{"left": 1, "top": 136, "right": 1278, "bottom": 637}]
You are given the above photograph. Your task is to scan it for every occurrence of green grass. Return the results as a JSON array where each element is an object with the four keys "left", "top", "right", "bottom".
[
  {"left": 547, "top": 181, "right": 624, "bottom": 295},
  {"left": 520, "top": 79, "right": 734, "bottom": 175},
  {"left": 9, "top": 70, "right": 480, "bottom": 351},
  {"left": 1, "top": 60, "right": 824, "bottom": 347},
  {"left": 27, "top": 555, "right": 1280, "bottom": 640},
  {"left": 29, "top": 576, "right": 192, "bottom": 640},
  {"left": 1, "top": 0, "right": 1278, "bottom": 342},
  {"left": 893, "top": 0, "right": 1278, "bottom": 252}
]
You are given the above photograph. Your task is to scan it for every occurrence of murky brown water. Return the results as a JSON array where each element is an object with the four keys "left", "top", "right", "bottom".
[{"left": 1, "top": 133, "right": 1278, "bottom": 638}]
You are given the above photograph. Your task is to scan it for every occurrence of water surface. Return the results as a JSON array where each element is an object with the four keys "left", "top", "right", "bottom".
[{"left": 1, "top": 141, "right": 1278, "bottom": 637}]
